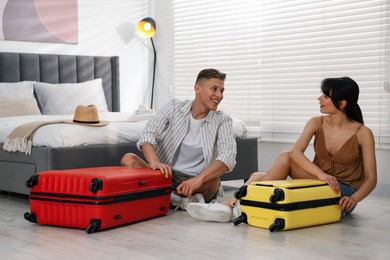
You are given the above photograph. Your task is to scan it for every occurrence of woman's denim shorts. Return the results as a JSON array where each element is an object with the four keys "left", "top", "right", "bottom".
[{"left": 339, "top": 181, "right": 357, "bottom": 216}]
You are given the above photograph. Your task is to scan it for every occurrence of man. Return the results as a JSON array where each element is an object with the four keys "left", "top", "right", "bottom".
[{"left": 120, "top": 68, "right": 237, "bottom": 209}]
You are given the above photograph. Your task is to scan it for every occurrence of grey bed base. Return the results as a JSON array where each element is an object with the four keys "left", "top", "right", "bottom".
[
  {"left": 0, "top": 52, "right": 258, "bottom": 195},
  {"left": 0, "top": 137, "right": 258, "bottom": 195},
  {"left": 0, "top": 143, "right": 143, "bottom": 195}
]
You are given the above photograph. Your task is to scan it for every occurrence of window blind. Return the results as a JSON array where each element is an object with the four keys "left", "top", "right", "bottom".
[{"left": 168, "top": 0, "right": 390, "bottom": 149}]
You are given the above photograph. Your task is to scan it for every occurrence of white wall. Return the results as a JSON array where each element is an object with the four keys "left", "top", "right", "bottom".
[
  {"left": 149, "top": 0, "right": 170, "bottom": 110},
  {"left": 0, "top": 0, "right": 151, "bottom": 113}
]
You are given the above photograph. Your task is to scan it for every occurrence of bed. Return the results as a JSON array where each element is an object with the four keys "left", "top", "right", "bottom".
[{"left": 0, "top": 52, "right": 258, "bottom": 195}]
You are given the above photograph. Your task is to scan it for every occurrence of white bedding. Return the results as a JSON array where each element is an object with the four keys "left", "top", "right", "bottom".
[
  {"left": 0, "top": 111, "right": 248, "bottom": 149},
  {"left": 0, "top": 112, "right": 147, "bottom": 148}
]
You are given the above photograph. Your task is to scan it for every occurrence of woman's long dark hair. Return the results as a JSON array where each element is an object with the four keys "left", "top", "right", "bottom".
[{"left": 321, "top": 77, "right": 364, "bottom": 124}]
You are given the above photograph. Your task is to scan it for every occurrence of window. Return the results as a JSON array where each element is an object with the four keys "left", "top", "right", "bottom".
[{"left": 168, "top": 0, "right": 390, "bottom": 149}]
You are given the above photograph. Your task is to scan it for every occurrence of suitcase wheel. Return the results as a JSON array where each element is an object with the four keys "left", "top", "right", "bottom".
[
  {"left": 25, "top": 175, "right": 38, "bottom": 188},
  {"left": 89, "top": 178, "right": 103, "bottom": 193},
  {"left": 86, "top": 219, "right": 101, "bottom": 234},
  {"left": 270, "top": 188, "right": 285, "bottom": 203},
  {"left": 233, "top": 213, "right": 247, "bottom": 226},
  {"left": 24, "top": 212, "right": 37, "bottom": 223},
  {"left": 234, "top": 185, "right": 248, "bottom": 199},
  {"left": 269, "top": 218, "right": 285, "bottom": 232}
]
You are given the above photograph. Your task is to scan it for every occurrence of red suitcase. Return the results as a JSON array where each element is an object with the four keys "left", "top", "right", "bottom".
[{"left": 24, "top": 166, "right": 172, "bottom": 233}]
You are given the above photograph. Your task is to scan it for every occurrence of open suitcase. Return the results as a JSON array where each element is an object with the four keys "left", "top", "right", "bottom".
[
  {"left": 233, "top": 179, "right": 341, "bottom": 232},
  {"left": 24, "top": 166, "right": 172, "bottom": 233}
]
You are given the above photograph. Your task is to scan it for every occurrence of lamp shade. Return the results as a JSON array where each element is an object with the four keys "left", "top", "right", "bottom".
[{"left": 136, "top": 17, "right": 156, "bottom": 38}]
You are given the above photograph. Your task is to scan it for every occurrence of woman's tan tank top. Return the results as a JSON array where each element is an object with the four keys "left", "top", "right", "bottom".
[{"left": 312, "top": 117, "right": 365, "bottom": 190}]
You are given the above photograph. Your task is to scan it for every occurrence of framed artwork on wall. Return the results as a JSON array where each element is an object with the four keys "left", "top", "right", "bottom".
[{"left": 0, "top": 0, "right": 78, "bottom": 44}]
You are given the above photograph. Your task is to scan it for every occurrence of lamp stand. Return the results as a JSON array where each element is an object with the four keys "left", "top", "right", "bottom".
[{"left": 150, "top": 37, "right": 156, "bottom": 109}]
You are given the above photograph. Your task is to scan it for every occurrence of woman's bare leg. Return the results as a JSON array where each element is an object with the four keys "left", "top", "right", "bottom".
[
  {"left": 260, "top": 150, "right": 316, "bottom": 180},
  {"left": 222, "top": 171, "right": 266, "bottom": 207},
  {"left": 222, "top": 151, "right": 315, "bottom": 208}
]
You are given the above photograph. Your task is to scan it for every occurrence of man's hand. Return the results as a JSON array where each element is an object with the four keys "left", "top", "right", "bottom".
[
  {"left": 150, "top": 161, "right": 172, "bottom": 178},
  {"left": 176, "top": 176, "right": 203, "bottom": 198},
  {"left": 141, "top": 144, "right": 172, "bottom": 178}
]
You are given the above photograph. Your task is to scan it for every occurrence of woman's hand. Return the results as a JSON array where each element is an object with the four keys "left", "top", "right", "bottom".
[
  {"left": 318, "top": 173, "right": 340, "bottom": 194},
  {"left": 339, "top": 196, "right": 357, "bottom": 212}
]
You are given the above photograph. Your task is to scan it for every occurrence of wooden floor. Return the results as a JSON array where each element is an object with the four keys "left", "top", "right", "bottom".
[{"left": 1, "top": 180, "right": 389, "bottom": 260}]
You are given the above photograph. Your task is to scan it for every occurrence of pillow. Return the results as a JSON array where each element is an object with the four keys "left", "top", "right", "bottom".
[
  {"left": 34, "top": 78, "right": 109, "bottom": 115},
  {"left": 0, "top": 81, "right": 35, "bottom": 99},
  {"left": 0, "top": 99, "right": 41, "bottom": 118},
  {"left": 232, "top": 118, "right": 248, "bottom": 138}
]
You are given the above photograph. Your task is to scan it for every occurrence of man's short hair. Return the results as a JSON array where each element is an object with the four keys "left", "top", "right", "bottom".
[{"left": 196, "top": 68, "right": 226, "bottom": 83}]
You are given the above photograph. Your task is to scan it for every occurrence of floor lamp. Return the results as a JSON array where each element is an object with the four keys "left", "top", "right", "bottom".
[{"left": 136, "top": 17, "right": 157, "bottom": 109}]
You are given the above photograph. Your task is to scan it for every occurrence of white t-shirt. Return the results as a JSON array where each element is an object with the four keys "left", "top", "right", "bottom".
[{"left": 171, "top": 116, "right": 205, "bottom": 176}]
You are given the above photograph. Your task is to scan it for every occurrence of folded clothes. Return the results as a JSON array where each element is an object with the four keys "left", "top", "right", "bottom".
[
  {"left": 127, "top": 114, "right": 155, "bottom": 122},
  {"left": 127, "top": 104, "right": 155, "bottom": 121},
  {"left": 133, "top": 104, "right": 155, "bottom": 115}
]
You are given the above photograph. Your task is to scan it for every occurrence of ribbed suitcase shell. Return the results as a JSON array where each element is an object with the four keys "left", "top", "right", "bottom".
[
  {"left": 24, "top": 166, "right": 172, "bottom": 233},
  {"left": 234, "top": 179, "right": 341, "bottom": 232}
]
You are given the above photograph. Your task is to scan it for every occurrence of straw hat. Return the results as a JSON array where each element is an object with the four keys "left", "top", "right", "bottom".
[{"left": 64, "top": 105, "right": 108, "bottom": 127}]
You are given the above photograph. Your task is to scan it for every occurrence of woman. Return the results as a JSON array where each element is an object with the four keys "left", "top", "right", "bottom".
[{"left": 186, "top": 77, "right": 377, "bottom": 222}]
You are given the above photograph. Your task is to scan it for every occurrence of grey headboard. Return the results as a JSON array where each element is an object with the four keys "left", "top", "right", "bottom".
[{"left": 0, "top": 52, "right": 120, "bottom": 111}]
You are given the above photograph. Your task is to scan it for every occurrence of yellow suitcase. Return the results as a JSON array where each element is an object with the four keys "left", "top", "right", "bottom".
[{"left": 233, "top": 179, "right": 341, "bottom": 232}]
